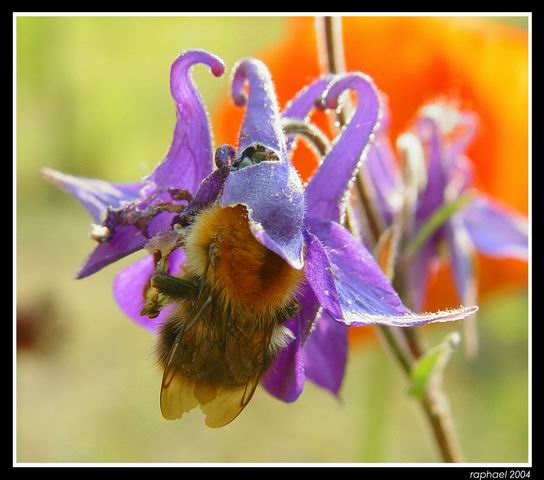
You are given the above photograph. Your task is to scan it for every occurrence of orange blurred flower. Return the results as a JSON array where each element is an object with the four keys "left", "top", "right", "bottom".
[{"left": 214, "top": 16, "right": 528, "bottom": 343}]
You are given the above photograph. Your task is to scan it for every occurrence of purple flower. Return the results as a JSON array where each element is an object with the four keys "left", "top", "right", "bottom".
[
  {"left": 44, "top": 50, "right": 478, "bottom": 405},
  {"left": 364, "top": 101, "right": 528, "bottom": 311}
]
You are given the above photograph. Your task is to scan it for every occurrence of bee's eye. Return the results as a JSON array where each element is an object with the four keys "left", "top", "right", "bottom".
[{"left": 232, "top": 144, "right": 279, "bottom": 170}]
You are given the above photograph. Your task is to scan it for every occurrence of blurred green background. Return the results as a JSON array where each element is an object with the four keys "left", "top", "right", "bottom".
[{"left": 16, "top": 16, "right": 529, "bottom": 463}]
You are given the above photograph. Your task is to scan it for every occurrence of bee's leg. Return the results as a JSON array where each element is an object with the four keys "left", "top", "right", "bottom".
[
  {"left": 141, "top": 249, "right": 197, "bottom": 318},
  {"left": 151, "top": 274, "right": 198, "bottom": 300}
]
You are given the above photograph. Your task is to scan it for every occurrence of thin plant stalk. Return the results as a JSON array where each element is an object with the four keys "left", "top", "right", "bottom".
[{"left": 316, "top": 15, "right": 463, "bottom": 463}]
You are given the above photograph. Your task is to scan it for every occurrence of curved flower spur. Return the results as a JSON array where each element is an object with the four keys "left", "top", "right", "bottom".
[{"left": 43, "top": 50, "right": 478, "bottom": 427}]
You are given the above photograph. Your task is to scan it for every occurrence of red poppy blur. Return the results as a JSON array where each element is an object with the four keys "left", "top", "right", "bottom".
[{"left": 213, "top": 16, "right": 528, "bottom": 344}]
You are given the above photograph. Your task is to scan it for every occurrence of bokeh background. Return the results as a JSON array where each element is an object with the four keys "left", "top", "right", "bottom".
[{"left": 16, "top": 15, "right": 529, "bottom": 463}]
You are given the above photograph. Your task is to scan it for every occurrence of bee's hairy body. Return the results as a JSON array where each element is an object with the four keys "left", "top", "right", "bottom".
[{"left": 155, "top": 204, "right": 303, "bottom": 427}]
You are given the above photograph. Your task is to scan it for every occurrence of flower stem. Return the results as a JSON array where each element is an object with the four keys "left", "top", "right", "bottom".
[
  {"left": 316, "top": 15, "right": 464, "bottom": 463},
  {"left": 282, "top": 119, "right": 331, "bottom": 157}
]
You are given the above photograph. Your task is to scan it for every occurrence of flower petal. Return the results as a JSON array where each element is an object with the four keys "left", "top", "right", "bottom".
[
  {"left": 460, "top": 195, "right": 528, "bottom": 260},
  {"left": 445, "top": 216, "right": 477, "bottom": 305},
  {"left": 302, "top": 229, "right": 343, "bottom": 320},
  {"left": 445, "top": 215, "right": 479, "bottom": 356},
  {"left": 415, "top": 117, "right": 447, "bottom": 223},
  {"left": 79, "top": 209, "right": 177, "bottom": 280},
  {"left": 364, "top": 135, "right": 402, "bottom": 224},
  {"left": 177, "top": 163, "right": 231, "bottom": 225},
  {"left": 145, "top": 50, "right": 225, "bottom": 194},
  {"left": 219, "top": 161, "right": 305, "bottom": 269},
  {"left": 303, "top": 310, "right": 348, "bottom": 396},
  {"left": 231, "top": 58, "right": 287, "bottom": 160},
  {"left": 282, "top": 76, "right": 332, "bottom": 120},
  {"left": 41, "top": 168, "right": 142, "bottom": 223},
  {"left": 308, "top": 219, "right": 478, "bottom": 326},
  {"left": 76, "top": 226, "right": 148, "bottom": 279},
  {"left": 112, "top": 248, "right": 185, "bottom": 332},
  {"left": 305, "top": 73, "right": 381, "bottom": 222},
  {"left": 261, "top": 282, "right": 317, "bottom": 402}
]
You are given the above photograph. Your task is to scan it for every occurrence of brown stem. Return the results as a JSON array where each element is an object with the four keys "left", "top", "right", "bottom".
[
  {"left": 316, "top": 15, "right": 464, "bottom": 463},
  {"left": 282, "top": 119, "right": 331, "bottom": 157}
]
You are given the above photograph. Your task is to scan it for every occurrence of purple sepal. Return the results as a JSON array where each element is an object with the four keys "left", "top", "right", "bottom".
[
  {"left": 445, "top": 215, "right": 477, "bottom": 306},
  {"left": 113, "top": 248, "right": 186, "bottom": 332},
  {"left": 145, "top": 50, "right": 225, "bottom": 194},
  {"left": 303, "top": 229, "right": 343, "bottom": 320},
  {"left": 41, "top": 168, "right": 142, "bottom": 223},
  {"left": 261, "top": 324, "right": 305, "bottom": 403},
  {"left": 219, "top": 161, "right": 305, "bottom": 269},
  {"left": 308, "top": 219, "right": 478, "bottom": 326},
  {"left": 147, "top": 211, "right": 177, "bottom": 237},
  {"left": 231, "top": 58, "right": 287, "bottom": 161},
  {"left": 305, "top": 73, "right": 381, "bottom": 223},
  {"left": 177, "top": 166, "right": 230, "bottom": 225},
  {"left": 76, "top": 226, "right": 147, "bottom": 279},
  {"left": 460, "top": 195, "right": 528, "bottom": 261},
  {"left": 303, "top": 311, "right": 348, "bottom": 396},
  {"left": 262, "top": 282, "right": 318, "bottom": 402},
  {"left": 415, "top": 118, "right": 447, "bottom": 223},
  {"left": 364, "top": 135, "right": 402, "bottom": 225}
]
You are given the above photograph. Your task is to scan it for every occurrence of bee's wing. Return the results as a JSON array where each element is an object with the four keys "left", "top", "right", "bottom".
[
  {"left": 198, "top": 374, "right": 261, "bottom": 428},
  {"left": 160, "top": 357, "right": 262, "bottom": 427},
  {"left": 160, "top": 373, "right": 199, "bottom": 420},
  {"left": 159, "top": 298, "right": 214, "bottom": 421},
  {"left": 197, "top": 325, "right": 273, "bottom": 428},
  {"left": 159, "top": 296, "right": 274, "bottom": 427}
]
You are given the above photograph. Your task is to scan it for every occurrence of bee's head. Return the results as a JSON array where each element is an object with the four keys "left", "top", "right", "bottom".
[{"left": 231, "top": 144, "right": 280, "bottom": 171}]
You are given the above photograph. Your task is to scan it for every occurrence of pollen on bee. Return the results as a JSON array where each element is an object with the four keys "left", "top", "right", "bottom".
[{"left": 183, "top": 204, "right": 303, "bottom": 312}]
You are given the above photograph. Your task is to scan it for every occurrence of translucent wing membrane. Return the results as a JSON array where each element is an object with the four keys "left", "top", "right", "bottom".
[{"left": 158, "top": 286, "right": 277, "bottom": 427}]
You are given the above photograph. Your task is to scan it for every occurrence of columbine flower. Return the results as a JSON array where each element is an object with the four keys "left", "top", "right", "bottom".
[
  {"left": 44, "top": 50, "right": 477, "bottom": 405},
  {"left": 364, "top": 101, "right": 528, "bottom": 313}
]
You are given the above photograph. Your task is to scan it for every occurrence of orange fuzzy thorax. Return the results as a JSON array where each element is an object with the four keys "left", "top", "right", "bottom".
[{"left": 183, "top": 204, "right": 303, "bottom": 312}]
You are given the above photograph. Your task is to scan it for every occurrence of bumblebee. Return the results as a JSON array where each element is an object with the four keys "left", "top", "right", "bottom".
[{"left": 144, "top": 203, "right": 303, "bottom": 427}]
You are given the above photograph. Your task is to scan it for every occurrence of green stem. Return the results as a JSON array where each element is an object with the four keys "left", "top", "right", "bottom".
[{"left": 404, "top": 191, "right": 475, "bottom": 260}]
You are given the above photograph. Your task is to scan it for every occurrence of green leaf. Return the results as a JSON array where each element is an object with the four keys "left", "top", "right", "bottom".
[
  {"left": 404, "top": 190, "right": 475, "bottom": 259},
  {"left": 407, "top": 332, "right": 461, "bottom": 398}
]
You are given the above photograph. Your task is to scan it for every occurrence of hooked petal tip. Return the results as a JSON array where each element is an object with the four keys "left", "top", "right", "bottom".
[
  {"left": 170, "top": 49, "right": 225, "bottom": 103},
  {"left": 231, "top": 58, "right": 269, "bottom": 107},
  {"left": 230, "top": 58, "right": 286, "bottom": 159}
]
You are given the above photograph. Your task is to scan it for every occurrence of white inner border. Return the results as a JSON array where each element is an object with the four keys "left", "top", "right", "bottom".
[{"left": 13, "top": 11, "right": 532, "bottom": 468}]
